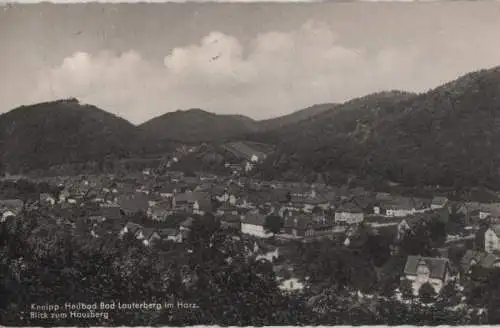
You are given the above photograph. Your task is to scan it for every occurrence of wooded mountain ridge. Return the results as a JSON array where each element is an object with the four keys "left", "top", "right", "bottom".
[{"left": 2, "top": 65, "right": 500, "bottom": 189}]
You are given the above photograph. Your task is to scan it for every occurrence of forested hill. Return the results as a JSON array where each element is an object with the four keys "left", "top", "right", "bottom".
[
  {"left": 0, "top": 98, "right": 156, "bottom": 174},
  {"left": 139, "top": 108, "right": 260, "bottom": 144},
  {"left": 255, "top": 66, "right": 500, "bottom": 189}
]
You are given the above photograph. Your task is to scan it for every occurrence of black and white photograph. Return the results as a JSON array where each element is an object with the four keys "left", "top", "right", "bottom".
[{"left": 1, "top": 0, "right": 500, "bottom": 326}]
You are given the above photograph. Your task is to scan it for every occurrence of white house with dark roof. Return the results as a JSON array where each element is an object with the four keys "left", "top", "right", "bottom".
[
  {"left": 404, "top": 256, "right": 452, "bottom": 294},
  {"left": 376, "top": 197, "right": 430, "bottom": 217},
  {"left": 334, "top": 203, "right": 364, "bottom": 225},
  {"left": 485, "top": 224, "right": 500, "bottom": 253},
  {"left": 241, "top": 212, "right": 273, "bottom": 238}
]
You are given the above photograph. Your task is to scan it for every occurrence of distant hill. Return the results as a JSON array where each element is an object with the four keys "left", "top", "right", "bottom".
[
  {"left": 139, "top": 108, "right": 260, "bottom": 144},
  {"left": 0, "top": 98, "right": 163, "bottom": 174},
  {"left": 138, "top": 104, "right": 337, "bottom": 144},
  {"left": 256, "top": 66, "right": 500, "bottom": 189}
]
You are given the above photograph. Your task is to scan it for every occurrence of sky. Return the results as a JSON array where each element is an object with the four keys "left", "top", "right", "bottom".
[{"left": 1, "top": 2, "right": 500, "bottom": 124}]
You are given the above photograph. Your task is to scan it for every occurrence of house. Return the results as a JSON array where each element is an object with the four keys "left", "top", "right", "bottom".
[
  {"left": 456, "top": 202, "right": 481, "bottom": 225},
  {"left": 484, "top": 224, "right": 500, "bottom": 253},
  {"left": 120, "top": 222, "right": 143, "bottom": 238},
  {"left": 157, "top": 184, "right": 178, "bottom": 198},
  {"left": 283, "top": 215, "right": 335, "bottom": 238},
  {"left": 158, "top": 228, "right": 183, "bottom": 243},
  {"left": 216, "top": 202, "right": 239, "bottom": 216},
  {"left": 241, "top": 212, "right": 273, "bottom": 238},
  {"left": 173, "top": 192, "right": 212, "bottom": 215},
  {"left": 279, "top": 277, "right": 305, "bottom": 293},
  {"left": 148, "top": 201, "right": 173, "bottom": 221},
  {"left": 334, "top": 203, "right": 364, "bottom": 225},
  {"left": 215, "top": 191, "right": 238, "bottom": 206},
  {"left": 288, "top": 189, "right": 330, "bottom": 212},
  {"left": 284, "top": 216, "right": 312, "bottom": 237},
  {"left": 460, "top": 250, "right": 500, "bottom": 276},
  {"left": 139, "top": 228, "right": 161, "bottom": 246},
  {"left": 431, "top": 196, "right": 449, "bottom": 210},
  {"left": 220, "top": 214, "right": 242, "bottom": 230},
  {"left": 403, "top": 256, "right": 452, "bottom": 294},
  {"left": 0, "top": 199, "right": 24, "bottom": 221},
  {"left": 376, "top": 197, "right": 430, "bottom": 217}
]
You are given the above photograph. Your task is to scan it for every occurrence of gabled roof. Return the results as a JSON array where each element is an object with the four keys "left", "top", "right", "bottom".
[
  {"left": 336, "top": 202, "right": 363, "bottom": 214},
  {"left": 142, "top": 228, "right": 159, "bottom": 240},
  {"left": 404, "top": 256, "right": 450, "bottom": 280},
  {"left": 381, "top": 197, "right": 429, "bottom": 210},
  {"left": 290, "top": 193, "right": 328, "bottom": 205},
  {"left": 174, "top": 191, "right": 210, "bottom": 203},
  {"left": 242, "top": 212, "right": 267, "bottom": 226},
  {"left": 431, "top": 196, "right": 449, "bottom": 206},
  {"left": 221, "top": 213, "right": 241, "bottom": 223}
]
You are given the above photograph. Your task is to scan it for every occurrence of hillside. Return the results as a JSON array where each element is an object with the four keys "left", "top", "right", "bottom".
[
  {"left": 249, "top": 90, "right": 416, "bottom": 147},
  {"left": 171, "top": 141, "right": 275, "bottom": 175},
  {"left": 257, "top": 103, "right": 337, "bottom": 131},
  {"left": 0, "top": 98, "right": 161, "bottom": 174},
  {"left": 139, "top": 108, "right": 260, "bottom": 144},
  {"left": 256, "top": 67, "right": 500, "bottom": 189}
]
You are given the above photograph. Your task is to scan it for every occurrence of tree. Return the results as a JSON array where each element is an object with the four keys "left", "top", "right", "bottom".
[
  {"left": 264, "top": 215, "right": 283, "bottom": 235},
  {"left": 429, "top": 220, "right": 447, "bottom": 246},
  {"left": 363, "top": 233, "right": 392, "bottom": 267},
  {"left": 400, "top": 278, "right": 414, "bottom": 300},
  {"left": 437, "top": 281, "right": 460, "bottom": 307},
  {"left": 379, "top": 275, "right": 398, "bottom": 298},
  {"left": 419, "top": 282, "right": 437, "bottom": 304},
  {"left": 400, "top": 222, "right": 435, "bottom": 256},
  {"left": 312, "top": 206, "right": 323, "bottom": 215}
]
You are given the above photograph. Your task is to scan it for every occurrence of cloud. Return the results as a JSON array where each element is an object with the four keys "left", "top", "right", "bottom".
[{"left": 29, "top": 20, "right": 423, "bottom": 124}]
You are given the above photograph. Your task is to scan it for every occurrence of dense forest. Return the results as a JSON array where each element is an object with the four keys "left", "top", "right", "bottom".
[{"left": 254, "top": 67, "right": 500, "bottom": 189}]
